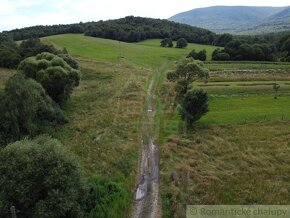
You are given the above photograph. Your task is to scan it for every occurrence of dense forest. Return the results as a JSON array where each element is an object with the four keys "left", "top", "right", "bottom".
[
  {"left": 84, "top": 16, "right": 216, "bottom": 44},
  {"left": 2, "top": 16, "right": 227, "bottom": 45},
  {"left": 0, "top": 35, "right": 64, "bottom": 68},
  {"left": 212, "top": 31, "right": 290, "bottom": 61}
]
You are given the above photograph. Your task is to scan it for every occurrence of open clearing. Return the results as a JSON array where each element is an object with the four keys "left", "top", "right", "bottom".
[
  {"left": 2, "top": 34, "right": 290, "bottom": 217},
  {"left": 42, "top": 34, "right": 220, "bottom": 67}
]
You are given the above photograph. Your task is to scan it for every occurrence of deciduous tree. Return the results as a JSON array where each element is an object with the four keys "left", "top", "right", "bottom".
[{"left": 180, "top": 89, "right": 209, "bottom": 127}]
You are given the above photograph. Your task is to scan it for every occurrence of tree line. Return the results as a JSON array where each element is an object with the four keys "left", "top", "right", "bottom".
[
  {"left": 84, "top": 16, "right": 216, "bottom": 44},
  {"left": 1, "top": 16, "right": 232, "bottom": 46},
  {"left": 0, "top": 35, "right": 60, "bottom": 68},
  {"left": 212, "top": 32, "right": 290, "bottom": 61}
]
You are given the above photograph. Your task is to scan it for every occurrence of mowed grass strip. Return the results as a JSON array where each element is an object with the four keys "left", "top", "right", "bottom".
[
  {"left": 205, "top": 61, "right": 290, "bottom": 71},
  {"left": 193, "top": 80, "right": 290, "bottom": 96},
  {"left": 200, "top": 96, "right": 290, "bottom": 125},
  {"left": 191, "top": 80, "right": 290, "bottom": 125},
  {"left": 209, "top": 70, "right": 290, "bottom": 82},
  {"left": 42, "top": 34, "right": 220, "bottom": 68}
]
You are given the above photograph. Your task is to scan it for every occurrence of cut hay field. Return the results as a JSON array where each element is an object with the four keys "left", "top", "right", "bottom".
[{"left": 205, "top": 61, "right": 290, "bottom": 71}]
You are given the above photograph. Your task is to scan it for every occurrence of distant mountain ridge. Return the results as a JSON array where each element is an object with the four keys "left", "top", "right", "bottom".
[{"left": 169, "top": 6, "right": 290, "bottom": 34}]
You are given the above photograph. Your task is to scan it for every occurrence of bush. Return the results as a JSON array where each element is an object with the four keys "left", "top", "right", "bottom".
[
  {"left": 212, "top": 52, "right": 231, "bottom": 61},
  {"left": 0, "top": 136, "right": 87, "bottom": 218},
  {"left": 0, "top": 39, "right": 21, "bottom": 68},
  {"left": 58, "top": 54, "right": 79, "bottom": 69},
  {"left": 180, "top": 89, "right": 209, "bottom": 126},
  {"left": 176, "top": 38, "right": 188, "bottom": 48},
  {"left": 160, "top": 38, "right": 169, "bottom": 47},
  {"left": 187, "top": 49, "right": 198, "bottom": 59},
  {"left": 20, "top": 38, "right": 59, "bottom": 58},
  {"left": 160, "top": 38, "right": 173, "bottom": 48},
  {"left": 166, "top": 71, "right": 177, "bottom": 82},
  {"left": 0, "top": 74, "right": 67, "bottom": 146},
  {"left": 84, "top": 176, "right": 129, "bottom": 218},
  {"left": 197, "top": 49, "right": 207, "bottom": 61},
  {"left": 167, "top": 38, "right": 173, "bottom": 48},
  {"left": 18, "top": 52, "right": 80, "bottom": 104},
  {"left": 187, "top": 49, "right": 207, "bottom": 61}
]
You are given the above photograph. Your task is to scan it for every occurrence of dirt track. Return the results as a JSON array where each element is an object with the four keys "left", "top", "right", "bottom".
[{"left": 132, "top": 72, "right": 160, "bottom": 218}]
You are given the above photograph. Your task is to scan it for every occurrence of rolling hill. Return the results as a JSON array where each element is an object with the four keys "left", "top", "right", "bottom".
[
  {"left": 240, "top": 7, "right": 290, "bottom": 34},
  {"left": 169, "top": 6, "right": 290, "bottom": 34},
  {"left": 41, "top": 34, "right": 219, "bottom": 67},
  {"left": 3, "top": 16, "right": 216, "bottom": 45}
]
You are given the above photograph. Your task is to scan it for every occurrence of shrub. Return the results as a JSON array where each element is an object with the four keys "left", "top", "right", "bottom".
[
  {"left": 0, "top": 40, "right": 21, "bottom": 68},
  {"left": 197, "top": 49, "right": 207, "bottom": 61},
  {"left": 20, "top": 38, "right": 59, "bottom": 58},
  {"left": 176, "top": 38, "right": 188, "bottom": 48},
  {"left": 166, "top": 71, "right": 177, "bottom": 82},
  {"left": 160, "top": 38, "right": 169, "bottom": 47},
  {"left": 18, "top": 52, "right": 80, "bottom": 104},
  {"left": 0, "top": 74, "right": 67, "bottom": 146},
  {"left": 0, "top": 136, "right": 87, "bottom": 218},
  {"left": 212, "top": 52, "right": 231, "bottom": 61},
  {"left": 160, "top": 38, "right": 173, "bottom": 48},
  {"left": 84, "top": 176, "right": 130, "bottom": 218},
  {"left": 187, "top": 49, "right": 207, "bottom": 61},
  {"left": 58, "top": 54, "right": 79, "bottom": 69}
]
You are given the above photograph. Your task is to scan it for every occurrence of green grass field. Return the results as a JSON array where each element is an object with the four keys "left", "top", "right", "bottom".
[
  {"left": 42, "top": 34, "right": 220, "bottom": 68},
  {"left": 201, "top": 96, "right": 290, "bottom": 124},
  {"left": 157, "top": 54, "right": 290, "bottom": 217},
  {"left": 160, "top": 121, "right": 290, "bottom": 217},
  {"left": 3, "top": 34, "right": 290, "bottom": 217},
  {"left": 41, "top": 35, "right": 290, "bottom": 216},
  {"left": 193, "top": 80, "right": 290, "bottom": 124},
  {"left": 54, "top": 57, "right": 150, "bottom": 216}
]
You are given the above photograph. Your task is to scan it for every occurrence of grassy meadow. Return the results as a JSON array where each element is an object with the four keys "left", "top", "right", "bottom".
[
  {"left": 42, "top": 34, "right": 220, "bottom": 68},
  {"left": 2, "top": 34, "right": 290, "bottom": 217},
  {"left": 160, "top": 121, "right": 290, "bottom": 217},
  {"left": 158, "top": 59, "right": 290, "bottom": 217},
  {"left": 39, "top": 34, "right": 220, "bottom": 215}
]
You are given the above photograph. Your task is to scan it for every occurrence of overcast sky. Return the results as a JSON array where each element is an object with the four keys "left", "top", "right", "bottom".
[{"left": 0, "top": 0, "right": 289, "bottom": 31}]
